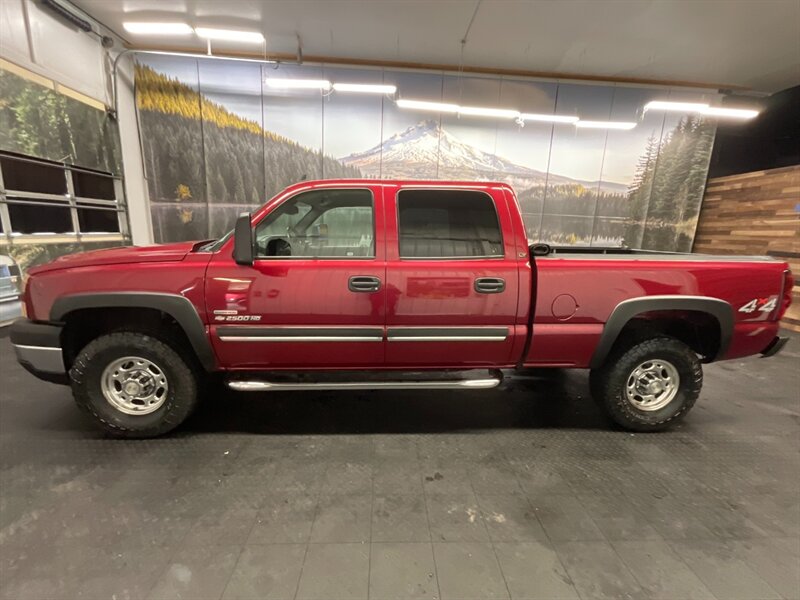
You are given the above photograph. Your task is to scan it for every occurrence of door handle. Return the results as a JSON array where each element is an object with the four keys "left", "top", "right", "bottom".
[
  {"left": 349, "top": 276, "right": 381, "bottom": 293},
  {"left": 475, "top": 277, "right": 506, "bottom": 294}
]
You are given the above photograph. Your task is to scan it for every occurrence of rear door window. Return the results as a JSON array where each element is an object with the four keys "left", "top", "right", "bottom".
[{"left": 397, "top": 190, "right": 503, "bottom": 258}]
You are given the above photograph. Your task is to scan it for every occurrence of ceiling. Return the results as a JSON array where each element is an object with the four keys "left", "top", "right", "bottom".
[{"left": 72, "top": 0, "right": 800, "bottom": 93}]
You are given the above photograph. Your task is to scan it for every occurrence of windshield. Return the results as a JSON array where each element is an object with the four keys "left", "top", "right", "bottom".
[{"left": 200, "top": 229, "right": 234, "bottom": 252}]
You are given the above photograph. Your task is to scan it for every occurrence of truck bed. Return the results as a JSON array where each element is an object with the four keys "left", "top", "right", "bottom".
[{"left": 535, "top": 245, "right": 778, "bottom": 262}]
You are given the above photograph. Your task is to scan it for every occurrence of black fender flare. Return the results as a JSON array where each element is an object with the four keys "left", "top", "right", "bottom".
[
  {"left": 50, "top": 292, "right": 216, "bottom": 371},
  {"left": 589, "top": 295, "right": 734, "bottom": 368}
]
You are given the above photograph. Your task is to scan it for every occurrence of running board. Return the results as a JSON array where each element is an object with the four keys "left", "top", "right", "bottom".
[{"left": 227, "top": 378, "right": 501, "bottom": 392}]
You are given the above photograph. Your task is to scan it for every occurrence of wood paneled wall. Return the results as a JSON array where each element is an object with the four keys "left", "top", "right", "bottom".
[{"left": 693, "top": 164, "right": 800, "bottom": 332}]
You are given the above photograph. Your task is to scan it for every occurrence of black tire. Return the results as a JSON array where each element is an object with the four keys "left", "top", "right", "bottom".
[
  {"left": 70, "top": 332, "right": 199, "bottom": 438},
  {"left": 589, "top": 337, "right": 702, "bottom": 432}
]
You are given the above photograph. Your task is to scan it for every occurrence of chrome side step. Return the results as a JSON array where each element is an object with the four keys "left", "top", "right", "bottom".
[{"left": 227, "top": 378, "right": 501, "bottom": 392}]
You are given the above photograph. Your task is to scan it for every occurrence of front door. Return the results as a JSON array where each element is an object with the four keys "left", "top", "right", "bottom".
[
  {"left": 383, "top": 186, "right": 522, "bottom": 368},
  {"left": 206, "top": 185, "right": 386, "bottom": 369}
]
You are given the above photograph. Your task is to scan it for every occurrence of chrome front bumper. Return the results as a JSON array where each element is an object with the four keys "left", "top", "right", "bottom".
[
  {"left": 9, "top": 319, "right": 68, "bottom": 384},
  {"left": 13, "top": 343, "right": 65, "bottom": 373}
]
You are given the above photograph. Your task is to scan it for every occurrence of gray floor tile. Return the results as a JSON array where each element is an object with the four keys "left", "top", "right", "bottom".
[
  {"left": 577, "top": 494, "right": 663, "bottom": 541},
  {"left": 373, "top": 460, "right": 424, "bottom": 495},
  {"left": 477, "top": 494, "right": 548, "bottom": 542},
  {"left": 147, "top": 544, "right": 241, "bottom": 600},
  {"left": 322, "top": 461, "right": 373, "bottom": 494},
  {"left": 71, "top": 543, "right": 175, "bottom": 600},
  {"left": 612, "top": 540, "right": 715, "bottom": 599},
  {"left": 310, "top": 494, "right": 372, "bottom": 543},
  {"left": 183, "top": 506, "right": 258, "bottom": 547},
  {"left": 433, "top": 542, "right": 510, "bottom": 599},
  {"left": 0, "top": 542, "right": 108, "bottom": 600},
  {"left": 421, "top": 462, "right": 474, "bottom": 494},
  {"left": 222, "top": 544, "right": 305, "bottom": 600},
  {"left": 267, "top": 461, "right": 328, "bottom": 495},
  {"left": 469, "top": 462, "right": 523, "bottom": 495},
  {"left": 627, "top": 494, "right": 718, "bottom": 540},
  {"left": 555, "top": 541, "right": 644, "bottom": 600},
  {"left": 670, "top": 539, "right": 783, "bottom": 600},
  {"left": 493, "top": 541, "right": 580, "bottom": 599},
  {"left": 728, "top": 537, "right": 800, "bottom": 599},
  {"left": 295, "top": 543, "right": 369, "bottom": 600},
  {"left": 372, "top": 494, "right": 430, "bottom": 542},
  {"left": 247, "top": 495, "right": 317, "bottom": 544},
  {"left": 528, "top": 494, "right": 605, "bottom": 542},
  {"left": 369, "top": 542, "right": 438, "bottom": 599},
  {"left": 512, "top": 462, "right": 573, "bottom": 495},
  {"left": 426, "top": 493, "right": 488, "bottom": 542}
]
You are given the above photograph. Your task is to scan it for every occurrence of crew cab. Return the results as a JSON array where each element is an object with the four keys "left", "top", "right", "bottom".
[{"left": 10, "top": 180, "right": 792, "bottom": 437}]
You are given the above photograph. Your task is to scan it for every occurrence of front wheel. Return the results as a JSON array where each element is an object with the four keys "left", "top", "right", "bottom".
[
  {"left": 590, "top": 337, "right": 702, "bottom": 432},
  {"left": 70, "top": 332, "right": 199, "bottom": 438}
]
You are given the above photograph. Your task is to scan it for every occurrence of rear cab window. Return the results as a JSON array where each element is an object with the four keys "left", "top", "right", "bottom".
[{"left": 397, "top": 189, "right": 504, "bottom": 259}]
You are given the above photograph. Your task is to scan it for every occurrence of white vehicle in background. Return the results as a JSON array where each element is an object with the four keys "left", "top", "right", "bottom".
[{"left": 0, "top": 255, "right": 24, "bottom": 327}]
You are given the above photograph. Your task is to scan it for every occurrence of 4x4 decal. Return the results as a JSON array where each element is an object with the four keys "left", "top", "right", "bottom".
[{"left": 738, "top": 297, "right": 777, "bottom": 314}]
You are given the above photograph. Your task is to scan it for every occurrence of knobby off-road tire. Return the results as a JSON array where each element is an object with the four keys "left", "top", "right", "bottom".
[
  {"left": 70, "top": 332, "right": 199, "bottom": 438},
  {"left": 589, "top": 337, "right": 702, "bottom": 432}
]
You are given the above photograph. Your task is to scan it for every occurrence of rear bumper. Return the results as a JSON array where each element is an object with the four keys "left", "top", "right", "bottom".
[
  {"left": 9, "top": 319, "right": 69, "bottom": 384},
  {"left": 761, "top": 335, "right": 789, "bottom": 358}
]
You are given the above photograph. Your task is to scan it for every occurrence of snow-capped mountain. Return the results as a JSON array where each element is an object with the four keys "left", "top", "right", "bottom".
[{"left": 341, "top": 120, "right": 627, "bottom": 194}]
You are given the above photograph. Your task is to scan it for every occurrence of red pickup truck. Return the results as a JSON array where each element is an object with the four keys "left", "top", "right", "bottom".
[{"left": 11, "top": 180, "right": 792, "bottom": 437}]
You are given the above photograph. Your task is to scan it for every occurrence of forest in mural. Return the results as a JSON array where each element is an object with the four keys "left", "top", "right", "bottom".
[
  {"left": 0, "top": 67, "right": 121, "bottom": 174},
  {"left": 0, "top": 65, "right": 124, "bottom": 270},
  {"left": 135, "top": 55, "right": 717, "bottom": 250}
]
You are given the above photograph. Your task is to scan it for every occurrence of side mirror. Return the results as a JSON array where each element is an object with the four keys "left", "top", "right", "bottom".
[{"left": 233, "top": 213, "right": 254, "bottom": 266}]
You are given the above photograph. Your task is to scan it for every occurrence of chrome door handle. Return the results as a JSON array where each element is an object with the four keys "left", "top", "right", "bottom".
[
  {"left": 348, "top": 276, "right": 381, "bottom": 293},
  {"left": 475, "top": 277, "right": 506, "bottom": 294}
]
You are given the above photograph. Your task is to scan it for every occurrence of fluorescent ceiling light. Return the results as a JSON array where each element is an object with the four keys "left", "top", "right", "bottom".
[
  {"left": 520, "top": 113, "right": 579, "bottom": 123},
  {"left": 123, "top": 22, "right": 193, "bottom": 35},
  {"left": 396, "top": 99, "right": 518, "bottom": 118},
  {"left": 195, "top": 27, "right": 265, "bottom": 43},
  {"left": 701, "top": 106, "right": 759, "bottom": 119},
  {"left": 458, "top": 106, "right": 520, "bottom": 118},
  {"left": 576, "top": 120, "right": 637, "bottom": 130},
  {"left": 332, "top": 83, "right": 397, "bottom": 94},
  {"left": 396, "top": 99, "right": 459, "bottom": 113},
  {"left": 644, "top": 100, "right": 710, "bottom": 113},
  {"left": 644, "top": 100, "right": 759, "bottom": 119},
  {"left": 265, "top": 78, "right": 331, "bottom": 90}
]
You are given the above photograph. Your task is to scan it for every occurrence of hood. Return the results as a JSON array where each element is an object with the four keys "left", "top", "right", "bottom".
[{"left": 27, "top": 241, "right": 203, "bottom": 275}]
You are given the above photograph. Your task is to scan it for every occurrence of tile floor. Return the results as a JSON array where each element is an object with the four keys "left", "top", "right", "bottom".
[{"left": 1, "top": 332, "right": 798, "bottom": 599}]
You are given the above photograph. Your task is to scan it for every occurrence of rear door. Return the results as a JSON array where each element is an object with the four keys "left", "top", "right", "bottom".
[{"left": 384, "top": 185, "right": 522, "bottom": 368}]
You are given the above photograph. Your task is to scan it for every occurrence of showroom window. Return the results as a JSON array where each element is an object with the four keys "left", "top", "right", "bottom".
[
  {"left": 255, "top": 188, "right": 375, "bottom": 258},
  {"left": 397, "top": 189, "right": 504, "bottom": 258},
  {"left": 0, "top": 152, "right": 127, "bottom": 240}
]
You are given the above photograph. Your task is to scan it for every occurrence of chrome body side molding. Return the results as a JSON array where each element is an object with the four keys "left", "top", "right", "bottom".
[
  {"left": 387, "top": 327, "right": 509, "bottom": 342},
  {"left": 217, "top": 327, "right": 383, "bottom": 343}
]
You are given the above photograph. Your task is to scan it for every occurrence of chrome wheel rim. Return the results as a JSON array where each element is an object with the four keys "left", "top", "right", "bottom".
[
  {"left": 101, "top": 356, "right": 169, "bottom": 415},
  {"left": 625, "top": 359, "right": 680, "bottom": 411}
]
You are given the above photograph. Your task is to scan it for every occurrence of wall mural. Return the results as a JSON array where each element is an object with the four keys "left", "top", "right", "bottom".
[
  {"left": 0, "top": 65, "right": 124, "bottom": 271},
  {"left": 135, "top": 55, "right": 718, "bottom": 251},
  {"left": 0, "top": 67, "right": 121, "bottom": 174}
]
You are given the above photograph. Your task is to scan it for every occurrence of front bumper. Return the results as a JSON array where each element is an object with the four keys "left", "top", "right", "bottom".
[
  {"left": 761, "top": 335, "right": 789, "bottom": 358},
  {"left": 9, "top": 319, "right": 69, "bottom": 384}
]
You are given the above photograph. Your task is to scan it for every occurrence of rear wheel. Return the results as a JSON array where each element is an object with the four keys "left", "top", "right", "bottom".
[
  {"left": 70, "top": 332, "right": 199, "bottom": 438},
  {"left": 590, "top": 337, "right": 702, "bottom": 431}
]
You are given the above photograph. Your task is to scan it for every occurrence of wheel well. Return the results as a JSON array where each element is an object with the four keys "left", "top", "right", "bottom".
[
  {"left": 60, "top": 307, "right": 201, "bottom": 372},
  {"left": 607, "top": 310, "right": 721, "bottom": 362}
]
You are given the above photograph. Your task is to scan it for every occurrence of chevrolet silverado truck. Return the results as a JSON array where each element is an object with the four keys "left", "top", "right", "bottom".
[{"left": 10, "top": 180, "right": 792, "bottom": 437}]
